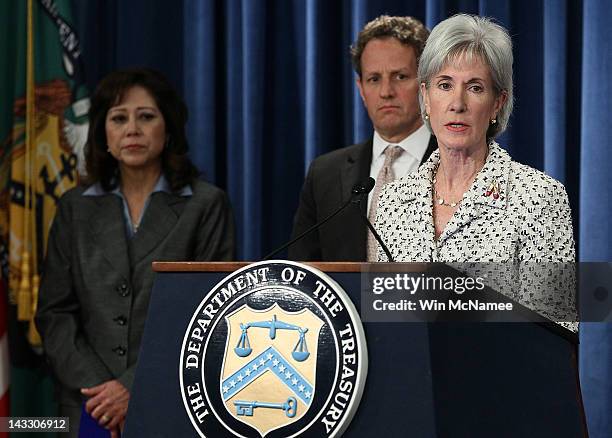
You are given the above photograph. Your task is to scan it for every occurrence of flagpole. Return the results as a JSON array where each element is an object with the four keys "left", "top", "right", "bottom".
[
  {"left": 27, "top": 0, "right": 41, "bottom": 345},
  {"left": 17, "top": 0, "right": 34, "bottom": 323}
]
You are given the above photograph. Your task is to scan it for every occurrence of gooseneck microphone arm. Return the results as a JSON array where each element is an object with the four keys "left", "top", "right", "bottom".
[
  {"left": 262, "top": 179, "right": 376, "bottom": 260},
  {"left": 351, "top": 183, "right": 395, "bottom": 262}
]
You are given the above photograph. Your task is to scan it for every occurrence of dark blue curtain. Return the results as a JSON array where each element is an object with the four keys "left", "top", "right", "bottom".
[
  {"left": 72, "top": 0, "right": 611, "bottom": 435},
  {"left": 578, "top": 0, "right": 612, "bottom": 436}
]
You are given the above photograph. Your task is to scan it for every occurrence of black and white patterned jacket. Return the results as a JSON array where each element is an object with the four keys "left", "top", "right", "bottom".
[{"left": 374, "top": 142, "right": 576, "bottom": 325}]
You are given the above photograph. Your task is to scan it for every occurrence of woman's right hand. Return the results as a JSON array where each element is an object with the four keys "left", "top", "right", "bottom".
[{"left": 81, "top": 379, "right": 130, "bottom": 432}]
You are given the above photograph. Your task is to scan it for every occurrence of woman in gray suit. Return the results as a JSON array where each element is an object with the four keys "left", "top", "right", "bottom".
[
  {"left": 374, "top": 15, "right": 575, "bottom": 322},
  {"left": 36, "top": 68, "right": 235, "bottom": 437}
]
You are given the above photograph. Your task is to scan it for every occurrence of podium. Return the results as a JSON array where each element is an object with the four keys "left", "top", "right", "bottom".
[{"left": 124, "top": 262, "right": 587, "bottom": 438}]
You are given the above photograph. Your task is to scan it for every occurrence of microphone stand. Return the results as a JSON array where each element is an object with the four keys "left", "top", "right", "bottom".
[
  {"left": 263, "top": 195, "right": 356, "bottom": 260},
  {"left": 352, "top": 192, "right": 395, "bottom": 263},
  {"left": 263, "top": 177, "right": 394, "bottom": 262}
]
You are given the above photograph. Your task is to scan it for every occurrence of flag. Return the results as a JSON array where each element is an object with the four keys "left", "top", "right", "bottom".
[
  {"left": 0, "top": 278, "right": 8, "bottom": 438},
  {"left": 0, "top": 0, "right": 89, "bottom": 429},
  {"left": 0, "top": 0, "right": 89, "bottom": 344}
]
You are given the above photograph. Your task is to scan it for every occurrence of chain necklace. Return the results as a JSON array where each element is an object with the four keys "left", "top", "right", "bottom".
[
  {"left": 432, "top": 145, "right": 491, "bottom": 208},
  {"left": 432, "top": 162, "right": 468, "bottom": 208},
  {"left": 433, "top": 182, "right": 463, "bottom": 207}
]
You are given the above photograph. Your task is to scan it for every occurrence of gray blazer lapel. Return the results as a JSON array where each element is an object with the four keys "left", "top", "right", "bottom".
[
  {"left": 88, "top": 196, "right": 130, "bottom": 278},
  {"left": 129, "top": 192, "right": 184, "bottom": 264}
]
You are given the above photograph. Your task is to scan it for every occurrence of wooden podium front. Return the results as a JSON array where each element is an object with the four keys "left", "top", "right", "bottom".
[{"left": 124, "top": 262, "right": 587, "bottom": 438}]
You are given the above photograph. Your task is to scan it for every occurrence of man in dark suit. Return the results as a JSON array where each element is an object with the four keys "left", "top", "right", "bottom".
[{"left": 289, "top": 15, "right": 436, "bottom": 261}]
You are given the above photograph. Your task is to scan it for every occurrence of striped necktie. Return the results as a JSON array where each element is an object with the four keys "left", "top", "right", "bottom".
[{"left": 367, "top": 145, "right": 403, "bottom": 261}]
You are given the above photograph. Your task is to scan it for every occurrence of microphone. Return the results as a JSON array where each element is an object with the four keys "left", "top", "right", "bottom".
[
  {"left": 351, "top": 177, "right": 375, "bottom": 199},
  {"left": 263, "top": 178, "right": 377, "bottom": 260},
  {"left": 352, "top": 177, "right": 395, "bottom": 263}
]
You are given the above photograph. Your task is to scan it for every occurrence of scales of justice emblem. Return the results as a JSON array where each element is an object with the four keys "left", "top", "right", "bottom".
[
  {"left": 180, "top": 261, "right": 367, "bottom": 437},
  {"left": 220, "top": 303, "right": 324, "bottom": 436}
]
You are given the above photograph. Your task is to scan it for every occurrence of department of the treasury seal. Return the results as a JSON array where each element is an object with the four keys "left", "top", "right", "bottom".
[{"left": 179, "top": 260, "right": 368, "bottom": 437}]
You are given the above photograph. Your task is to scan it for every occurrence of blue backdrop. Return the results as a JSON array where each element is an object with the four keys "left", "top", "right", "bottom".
[{"left": 72, "top": 0, "right": 611, "bottom": 435}]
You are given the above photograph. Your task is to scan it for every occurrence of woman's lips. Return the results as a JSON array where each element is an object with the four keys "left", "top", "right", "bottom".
[
  {"left": 122, "top": 144, "right": 146, "bottom": 150},
  {"left": 445, "top": 123, "right": 469, "bottom": 132}
]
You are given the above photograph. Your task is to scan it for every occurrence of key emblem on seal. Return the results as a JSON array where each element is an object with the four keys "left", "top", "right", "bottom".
[
  {"left": 220, "top": 304, "right": 324, "bottom": 434},
  {"left": 180, "top": 261, "right": 368, "bottom": 438}
]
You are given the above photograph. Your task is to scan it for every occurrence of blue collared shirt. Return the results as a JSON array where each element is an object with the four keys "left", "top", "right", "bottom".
[{"left": 83, "top": 175, "right": 192, "bottom": 239}]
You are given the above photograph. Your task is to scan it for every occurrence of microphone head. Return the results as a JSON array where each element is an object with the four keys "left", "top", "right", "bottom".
[{"left": 352, "top": 177, "right": 376, "bottom": 195}]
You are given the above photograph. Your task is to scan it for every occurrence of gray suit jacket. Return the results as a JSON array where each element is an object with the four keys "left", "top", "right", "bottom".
[{"left": 36, "top": 180, "right": 235, "bottom": 405}]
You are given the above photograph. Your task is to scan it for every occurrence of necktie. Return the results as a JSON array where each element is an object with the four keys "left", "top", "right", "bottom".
[{"left": 367, "top": 145, "right": 404, "bottom": 261}]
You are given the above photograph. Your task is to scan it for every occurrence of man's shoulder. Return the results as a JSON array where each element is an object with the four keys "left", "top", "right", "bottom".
[{"left": 309, "top": 140, "right": 371, "bottom": 172}]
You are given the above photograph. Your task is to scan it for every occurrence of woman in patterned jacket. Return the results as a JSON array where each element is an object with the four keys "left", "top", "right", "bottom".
[{"left": 374, "top": 14, "right": 575, "bottom": 323}]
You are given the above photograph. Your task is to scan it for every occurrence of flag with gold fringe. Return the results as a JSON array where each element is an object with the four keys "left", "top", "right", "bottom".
[
  {"left": 0, "top": 269, "right": 8, "bottom": 437},
  {"left": 0, "top": 0, "right": 89, "bottom": 427},
  {"left": 0, "top": 0, "right": 89, "bottom": 345}
]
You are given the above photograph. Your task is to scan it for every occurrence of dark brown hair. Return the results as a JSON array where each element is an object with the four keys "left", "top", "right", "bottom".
[
  {"left": 84, "top": 68, "right": 198, "bottom": 191},
  {"left": 350, "top": 15, "right": 430, "bottom": 77}
]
